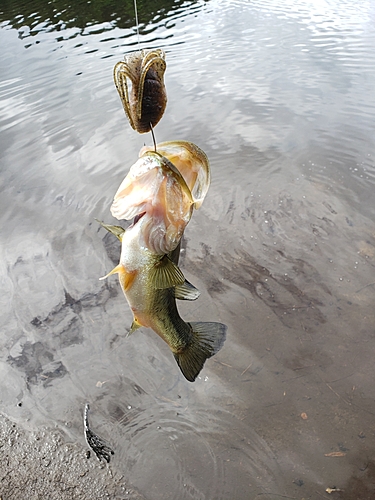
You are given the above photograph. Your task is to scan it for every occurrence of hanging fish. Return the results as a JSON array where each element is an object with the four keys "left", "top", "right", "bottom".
[
  {"left": 98, "top": 218, "right": 226, "bottom": 382},
  {"left": 99, "top": 141, "right": 225, "bottom": 380},
  {"left": 114, "top": 49, "right": 167, "bottom": 133}
]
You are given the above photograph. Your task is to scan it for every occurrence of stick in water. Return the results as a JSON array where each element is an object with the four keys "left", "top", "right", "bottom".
[{"left": 84, "top": 403, "right": 114, "bottom": 463}]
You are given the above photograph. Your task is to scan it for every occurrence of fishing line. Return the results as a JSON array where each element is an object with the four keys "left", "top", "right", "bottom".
[
  {"left": 132, "top": 2, "right": 158, "bottom": 152},
  {"left": 150, "top": 123, "right": 157, "bottom": 152},
  {"left": 133, "top": 0, "right": 141, "bottom": 50}
]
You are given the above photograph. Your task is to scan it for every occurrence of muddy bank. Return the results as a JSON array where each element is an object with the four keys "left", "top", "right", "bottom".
[{"left": 0, "top": 412, "right": 143, "bottom": 500}]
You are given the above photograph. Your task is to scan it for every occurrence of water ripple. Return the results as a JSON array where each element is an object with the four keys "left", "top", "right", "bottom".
[{"left": 100, "top": 398, "right": 283, "bottom": 499}]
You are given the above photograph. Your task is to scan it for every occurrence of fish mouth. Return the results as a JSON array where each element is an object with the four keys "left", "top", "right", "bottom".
[{"left": 133, "top": 212, "right": 146, "bottom": 226}]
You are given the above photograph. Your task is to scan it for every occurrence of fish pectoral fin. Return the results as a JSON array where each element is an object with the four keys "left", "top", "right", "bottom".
[
  {"left": 127, "top": 318, "right": 142, "bottom": 336},
  {"left": 173, "top": 322, "right": 227, "bottom": 382},
  {"left": 99, "top": 264, "right": 124, "bottom": 280},
  {"left": 95, "top": 219, "right": 125, "bottom": 241},
  {"left": 150, "top": 256, "right": 185, "bottom": 290},
  {"left": 174, "top": 280, "right": 200, "bottom": 301}
]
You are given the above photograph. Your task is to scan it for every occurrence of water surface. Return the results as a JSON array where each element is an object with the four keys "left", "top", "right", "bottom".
[{"left": 1, "top": 0, "right": 375, "bottom": 498}]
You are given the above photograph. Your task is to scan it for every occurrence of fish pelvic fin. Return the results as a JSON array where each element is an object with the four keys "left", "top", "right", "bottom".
[
  {"left": 173, "top": 322, "right": 227, "bottom": 382},
  {"left": 150, "top": 256, "right": 185, "bottom": 290},
  {"left": 99, "top": 264, "right": 137, "bottom": 292},
  {"left": 96, "top": 219, "right": 125, "bottom": 241},
  {"left": 99, "top": 264, "right": 124, "bottom": 281},
  {"left": 174, "top": 280, "right": 200, "bottom": 301}
]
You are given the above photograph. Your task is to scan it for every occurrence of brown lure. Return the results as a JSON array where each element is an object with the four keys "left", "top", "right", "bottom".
[{"left": 113, "top": 49, "right": 167, "bottom": 133}]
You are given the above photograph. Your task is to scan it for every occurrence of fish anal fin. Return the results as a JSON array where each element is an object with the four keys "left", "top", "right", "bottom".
[
  {"left": 174, "top": 280, "right": 200, "bottom": 301},
  {"left": 173, "top": 322, "right": 227, "bottom": 382},
  {"left": 127, "top": 318, "right": 142, "bottom": 336},
  {"left": 151, "top": 256, "right": 185, "bottom": 290}
]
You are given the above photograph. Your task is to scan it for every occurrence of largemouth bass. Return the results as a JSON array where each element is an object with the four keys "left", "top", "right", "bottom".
[
  {"left": 99, "top": 218, "right": 226, "bottom": 382},
  {"left": 101, "top": 142, "right": 226, "bottom": 381}
]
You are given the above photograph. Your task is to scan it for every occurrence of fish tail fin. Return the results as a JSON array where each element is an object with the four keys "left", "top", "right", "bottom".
[{"left": 173, "top": 322, "right": 227, "bottom": 382}]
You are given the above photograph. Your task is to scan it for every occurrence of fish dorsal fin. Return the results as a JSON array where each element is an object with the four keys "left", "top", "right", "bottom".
[
  {"left": 174, "top": 280, "right": 200, "bottom": 301},
  {"left": 150, "top": 256, "right": 185, "bottom": 290},
  {"left": 127, "top": 318, "right": 142, "bottom": 336}
]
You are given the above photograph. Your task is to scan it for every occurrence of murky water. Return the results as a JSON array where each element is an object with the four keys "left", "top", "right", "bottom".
[{"left": 1, "top": 0, "right": 375, "bottom": 498}]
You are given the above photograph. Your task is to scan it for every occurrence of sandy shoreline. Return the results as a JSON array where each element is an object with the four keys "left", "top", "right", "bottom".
[{"left": 0, "top": 412, "right": 143, "bottom": 500}]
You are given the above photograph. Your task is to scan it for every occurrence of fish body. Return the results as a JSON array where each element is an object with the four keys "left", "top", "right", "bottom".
[{"left": 101, "top": 218, "right": 226, "bottom": 382}]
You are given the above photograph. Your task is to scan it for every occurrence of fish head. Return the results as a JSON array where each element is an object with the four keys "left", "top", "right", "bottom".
[
  {"left": 111, "top": 151, "right": 194, "bottom": 255},
  {"left": 139, "top": 140, "right": 210, "bottom": 209}
]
